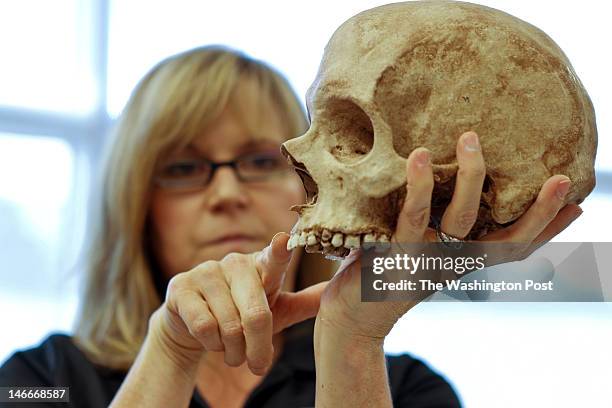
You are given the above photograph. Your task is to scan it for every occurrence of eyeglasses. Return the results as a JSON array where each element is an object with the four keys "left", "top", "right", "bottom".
[{"left": 153, "top": 150, "right": 291, "bottom": 190}]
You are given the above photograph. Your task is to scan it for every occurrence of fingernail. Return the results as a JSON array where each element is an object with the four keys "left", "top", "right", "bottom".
[
  {"left": 463, "top": 132, "right": 480, "bottom": 152},
  {"left": 416, "top": 149, "right": 430, "bottom": 168},
  {"left": 556, "top": 180, "right": 571, "bottom": 200}
]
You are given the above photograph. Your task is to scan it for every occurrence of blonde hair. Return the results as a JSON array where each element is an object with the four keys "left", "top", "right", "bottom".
[{"left": 72, "top": 45, "right": 336, "bottom": 371}]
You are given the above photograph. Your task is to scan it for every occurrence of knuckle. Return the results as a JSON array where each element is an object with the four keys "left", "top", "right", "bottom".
[
  {"left": 222, "top": 252, "right": 247, "bottom": 266},
  {"left": 165, "top": 274, "right": 189, "bottom": 303},
  {"left": 220, "top": 321, "right": 244, "bottom": 339},
  {"left": 458, "top": 165, "right": 486, "bottom": 179},
  {"left": 454, "top": 209, "right": 479, "bottom": 230},
  {"left": 196, "top": 260, "right": 221, "bottom": 276},
  {"left": 192, "top": 263, "right": 222, "bottom": 284},
  {"left": 243, "top": 307, "right": 272, "bottom": 331},
  {"left": 148, "top": 307, "right": 165, "bottom": 328},
  {"left": 166, "top": 274, "right": 186, "bottom": 293},
  {"left": 191, "top": 318, "right": 217, "bottom": 338},
  {"left": 402, "top": 206, "right": 430, "bottom": 229},
  {"left": 406, "top": 175, "right": 433, "bottom": 191}
]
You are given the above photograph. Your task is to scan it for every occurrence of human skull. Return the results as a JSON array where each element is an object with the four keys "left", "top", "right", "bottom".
[{"left": 282, "top": 0, "right": 597, "bottom": 258}]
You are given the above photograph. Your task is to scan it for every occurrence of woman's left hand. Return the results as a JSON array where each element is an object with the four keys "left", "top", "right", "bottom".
[{"left": 315, "top": 131, "right": 584, "bottom": 341}]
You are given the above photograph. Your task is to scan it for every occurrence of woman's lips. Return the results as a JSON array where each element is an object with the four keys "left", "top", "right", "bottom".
[{"left": 206, "top": 235, "right": 257, "bottom": 249}]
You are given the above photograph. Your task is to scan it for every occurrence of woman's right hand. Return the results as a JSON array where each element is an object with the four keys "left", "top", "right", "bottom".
[{"left": 148, "top": 232, "right": 328, "bottom": 376}]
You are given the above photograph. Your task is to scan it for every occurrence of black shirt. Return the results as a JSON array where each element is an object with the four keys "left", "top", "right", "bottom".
[{"left": 0, "top": 318, "right": 462, "bottom": 407}]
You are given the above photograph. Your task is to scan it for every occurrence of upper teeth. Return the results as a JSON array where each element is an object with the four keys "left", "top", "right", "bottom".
[
  {"left": 286, "top": 229, "right": 391, "bottom": 255},
  {"left": 331, "top": 233, "right": 344, "bottom": 247},
  {"left": 322, "top": 229, "right": 332, "bottom": 241}
]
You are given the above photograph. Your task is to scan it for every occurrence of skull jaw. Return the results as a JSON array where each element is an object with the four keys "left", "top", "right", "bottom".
[{"left": 287, "top": 185, "right": 407, "bottom": 257}]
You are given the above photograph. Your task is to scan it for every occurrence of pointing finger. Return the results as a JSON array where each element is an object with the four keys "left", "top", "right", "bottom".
[{"left": 254, "top": 232, "right": 294, "bottom": 296}]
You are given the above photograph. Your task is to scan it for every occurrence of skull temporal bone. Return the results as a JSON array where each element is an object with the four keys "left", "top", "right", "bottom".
[{"left": 281, "top": 1, "right": 597, "bottom": 258}]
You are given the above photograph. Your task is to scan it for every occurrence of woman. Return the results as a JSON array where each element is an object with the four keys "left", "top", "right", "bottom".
[{"left": 0, "top": 46, "right": 581, "bottom": 407}]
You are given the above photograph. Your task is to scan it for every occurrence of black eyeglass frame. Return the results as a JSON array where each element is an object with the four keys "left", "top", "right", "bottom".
[{"left": 153, "top": 151, "right": 291, "bottom": 190}]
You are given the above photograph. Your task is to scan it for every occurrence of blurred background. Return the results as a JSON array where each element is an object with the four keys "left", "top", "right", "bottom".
[{"left": 0, "top": 0, "right": 610, "bottom": 406}]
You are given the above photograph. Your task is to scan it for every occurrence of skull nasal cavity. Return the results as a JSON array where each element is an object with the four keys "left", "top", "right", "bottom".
[
  {"left": 296, "top": 168, "right": 318, "bottom": 205},
  {"left": 324, "top": 99, "right": 374, "bottom": 163}
]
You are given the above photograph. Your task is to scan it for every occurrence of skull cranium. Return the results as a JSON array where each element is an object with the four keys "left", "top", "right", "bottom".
[{"left": 282, "top": 0, "right": 597, "bottom": 258}]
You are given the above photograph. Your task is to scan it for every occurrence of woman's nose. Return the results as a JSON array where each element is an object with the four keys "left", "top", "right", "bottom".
[{"left": 204, "top": 166, "right": 249, "bottom": 211}]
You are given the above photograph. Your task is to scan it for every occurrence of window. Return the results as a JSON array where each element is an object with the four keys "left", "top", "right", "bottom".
[
  {"left": 0, "top": 0, "right": 98, "bottom": 365},
  {"left": 0, "top": 0, "right": 97, "bottom": 114},
  {"left": 0, "top": 133, "right": 83, "bottom": 360}
]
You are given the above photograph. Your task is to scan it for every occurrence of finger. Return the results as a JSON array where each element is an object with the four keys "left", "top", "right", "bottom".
[
  {"left": 441, "top": 131, "right": 486, "bottom": 238},
  {"left": 528, "top": 204, "right": 583, "bottom": 252},
  {"left": 503, "top": 175, "right": 572, "bottom": 243},
  {"left": 272, "top": 281, "right": 328, "bottom": 333},
  {"left": 222, "top": 254, "right": 273, "bottom": 375},
  {"left": 393, "top": 148, "right": 434, "bottom": 243},
  {"left": 255, "top": 232, "right": 294, "bottom": 296},
  {"left": 175, "top": 290, "right": 224, "bottom": 352},
  {"left": 197, "top": 262, "right": 246, "bottom": 367}
]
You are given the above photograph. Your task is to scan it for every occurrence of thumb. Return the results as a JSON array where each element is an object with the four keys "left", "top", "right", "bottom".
[{"left": 271, "top": 281, "right": 329, "bottom": 333}]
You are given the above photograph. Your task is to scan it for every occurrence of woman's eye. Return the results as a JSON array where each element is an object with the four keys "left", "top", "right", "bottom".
[
  {"left": 253, "top": 157, "right": 279, "bottom": 168},
  {"left": 163, "top": 162, "right": 202, "bottom": 177},
  {"left": 247, "top": 155, "right": 283, "bottom": 170}
]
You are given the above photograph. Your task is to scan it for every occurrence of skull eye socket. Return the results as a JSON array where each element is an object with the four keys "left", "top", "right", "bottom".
[{"left": 322, "top": 99, "right": 374, "bottom": 163}]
